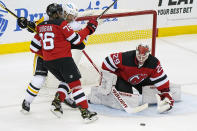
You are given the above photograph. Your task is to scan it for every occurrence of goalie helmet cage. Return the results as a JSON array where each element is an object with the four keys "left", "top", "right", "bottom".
[{"left": 42, "top": 9, "right": 157, "bottom": 94}]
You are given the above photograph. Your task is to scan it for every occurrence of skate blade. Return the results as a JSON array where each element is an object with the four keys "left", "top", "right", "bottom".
[
  {"left": 20, "top": 109, "right": 29, "bottom": 114},
  {"left": 84, "top": 116, "right": 98, "bottom": 124},
  {"left": 50, "top": 107, "right": 63, "bottom": 118}
]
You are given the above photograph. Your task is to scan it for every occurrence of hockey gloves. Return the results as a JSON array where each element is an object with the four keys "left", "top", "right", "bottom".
[
  {"left": 17, "top": 17, "right": 28, "bottom": 28},
  {"left": 86, "top": 19, "right": 98, "bottom": 35},
  {"left": 26, "top": 21, "right": 36, "bottom": 33},
  {"left": 17, "top": 17, "right": 36, "bottom": 33},
  {"left": 156, "top": 92, "right": 174, "bottom": 113}
]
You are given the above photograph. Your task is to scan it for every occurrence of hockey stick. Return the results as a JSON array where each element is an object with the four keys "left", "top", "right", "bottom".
[
  {"left": 82, "top": 50, "right": 102, "bottom": 75},
  {"left": 112, "top": 87, "right": 148, "bottom": 113},
  {"left": 97, "top": 0, "right": 118, "bottom": 20},
  {"left": 0, "top": 1, "right": 36, "bottom": 32},
  {"left": 81, "top": 0, "right": 118, "bottom": 75}
]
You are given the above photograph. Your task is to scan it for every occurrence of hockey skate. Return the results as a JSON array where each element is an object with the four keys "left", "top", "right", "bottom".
[
  {"left": 78, "top": 106, "right": 98, "bottom": 123},
  {"left": 21, "top": 99, "right": 30, "bottom": 114},
  {"left": 50, "top": 93, "right": 63, "bottom": 118},
  {"left": 63, "top": 98, "right": 78, "bottom": 108}
]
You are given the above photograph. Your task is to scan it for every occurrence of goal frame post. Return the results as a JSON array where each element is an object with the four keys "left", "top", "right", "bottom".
[{"left": 76, "top": 10, "right": 157, "bottom": 56}]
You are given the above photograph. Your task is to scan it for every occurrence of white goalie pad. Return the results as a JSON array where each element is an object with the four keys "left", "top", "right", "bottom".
[
  {"left": 98, "top": 70, "right": 118, "bottom": 95},
  {"left": 142, "top": 82, "right": 181, "bottom": 104},
  {"left": 88, "top": 86, "right": 141, "bottom": 110}
]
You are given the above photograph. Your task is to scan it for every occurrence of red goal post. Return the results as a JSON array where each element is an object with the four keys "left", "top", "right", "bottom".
[{"left": 76, "top": 9, "right": 157, "bottom": 56}]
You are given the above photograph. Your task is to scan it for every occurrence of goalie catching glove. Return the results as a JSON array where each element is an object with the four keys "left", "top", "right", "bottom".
[
  {"left": 86, "top": 19, "right": 98, "bottom": 35},
  {"left": 17, "top": 17, "right": 36, "bottom": 33},
  {"left": 156, "top": 91, "right": 174, "bottom": 113}
]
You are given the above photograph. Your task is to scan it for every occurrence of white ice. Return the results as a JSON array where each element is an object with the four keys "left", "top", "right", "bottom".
[{"left": 0, "top": 34, "right": 197, "bottom": 131}]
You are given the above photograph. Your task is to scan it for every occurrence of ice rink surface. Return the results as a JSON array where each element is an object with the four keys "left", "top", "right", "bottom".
[{"left": 0, "top": 34, "right": 197, "bottom": 131}]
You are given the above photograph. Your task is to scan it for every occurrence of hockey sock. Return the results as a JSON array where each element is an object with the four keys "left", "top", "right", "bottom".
[
  {"left": 57, "top": 82, "right": 70, "bottom": 102},
  {"left": 69, "top": 80, "right": 88, "bottom": 109}
]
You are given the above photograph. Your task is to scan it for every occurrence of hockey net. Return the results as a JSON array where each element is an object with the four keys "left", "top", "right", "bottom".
[{"left": 43, "top": 9, "right": 157, "bottom": 91}]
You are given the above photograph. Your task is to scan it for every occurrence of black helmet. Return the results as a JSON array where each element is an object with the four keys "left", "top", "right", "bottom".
[{"left": 46, "top": 3, "right": 63, "bottom": 17}]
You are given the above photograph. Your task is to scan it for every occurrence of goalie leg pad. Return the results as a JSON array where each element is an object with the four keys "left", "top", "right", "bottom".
[
  {"left": 98, "top": 70, "right": 117, "bottom": 95},
  {"left": 142, "top": 82, "right": 181, "bottom": 104},
  {"left": 88, "top": 86, "right": 141, "bottom": 110}
]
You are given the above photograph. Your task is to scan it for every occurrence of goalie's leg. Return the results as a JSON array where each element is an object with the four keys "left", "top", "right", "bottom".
[
  {"left": 88, "top": 70, "right": 146, "bottom": 113},
  {"left": 142, "top": 82, "right": 181, "bottom": 104}
]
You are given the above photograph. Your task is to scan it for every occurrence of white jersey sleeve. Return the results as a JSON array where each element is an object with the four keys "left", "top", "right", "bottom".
[{"left": 68, "top": 21, "right": 83, "bottom": 31}]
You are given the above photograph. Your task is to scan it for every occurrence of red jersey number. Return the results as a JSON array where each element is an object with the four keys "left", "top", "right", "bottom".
[
  {"left": 156, "top": 64, "right": 163, "bottom": 73},
  {"left": 112, "top": 54, "right": 120, "bottom": 65},
  {"left": 39, "top": 32, "right": 55, "bottom": 50}
]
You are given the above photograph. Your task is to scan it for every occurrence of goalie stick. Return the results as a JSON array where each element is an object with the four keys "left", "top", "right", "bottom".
[{"left": 112, "top": 87, "right": 148, "bottom": 113}]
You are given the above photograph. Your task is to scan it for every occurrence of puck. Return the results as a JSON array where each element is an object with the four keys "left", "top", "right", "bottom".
[{"left": 140, "top": 123, "right": 146, "bottom": 126}]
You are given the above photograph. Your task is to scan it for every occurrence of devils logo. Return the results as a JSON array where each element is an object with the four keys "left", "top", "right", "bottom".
[{"left": 128, "top": 74, "right": 148, "bottom": 85}]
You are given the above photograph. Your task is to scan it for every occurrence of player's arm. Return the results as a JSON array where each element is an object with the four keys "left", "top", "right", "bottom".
[
  {"left": 30, "top": 33, "right": 42, "bottom": 57},
  {"left": 71, "top": 42, "right": 85, "bottom": 50},
  {"left": 98, "top": 52, "right": 122, "bottom": 95},
  {"left": 150, "top": 61, "right": 174, "bottom": 113},
  {"left": 69, "top": 21, "right": 86, "bottom": 50},
  {"left": 102, "top": 52, "right": 122, "bottom": 73},
  {"left": 61, "top": 19, "right": 98, "bottom": 46},
  {"left": 17, "top": 15, "right": 46, "bottom": 33}
]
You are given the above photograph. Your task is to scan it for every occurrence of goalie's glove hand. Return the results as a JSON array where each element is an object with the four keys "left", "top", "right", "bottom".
[
  {"left": 156, "top": 92, "right": 174, "bottom": 113},
  {"left": 26, "top": 21, "right": 36, "bottom": 33},
  {"left": 17, "top": 17, "right": 28, "bottom": 29},
  {"left": 86, "top": 19, "right": 98, "bottom": 35}
]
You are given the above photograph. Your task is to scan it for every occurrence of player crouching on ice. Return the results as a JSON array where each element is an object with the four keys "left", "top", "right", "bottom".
[{"left": 89, "top": 44, "right": 181, "bottom": 113}]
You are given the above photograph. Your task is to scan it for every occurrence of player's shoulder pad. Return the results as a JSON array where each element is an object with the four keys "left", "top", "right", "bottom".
[
  {"left": 144, "top": 54, "right": 159, "bottom": 69},
  {"left": 38, "top": 18, "right": 65, "bottom": 26},
  {"left": 122, "top": 50, "right": 136, "bottom": 67}
]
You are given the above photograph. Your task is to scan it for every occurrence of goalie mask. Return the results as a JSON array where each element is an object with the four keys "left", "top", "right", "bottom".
[
  {"left": 63, "top": 2, "right": 78, "bottom": 22},
  {"left": 136, "top": 44, "right": 150, "bottom": 68}
]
